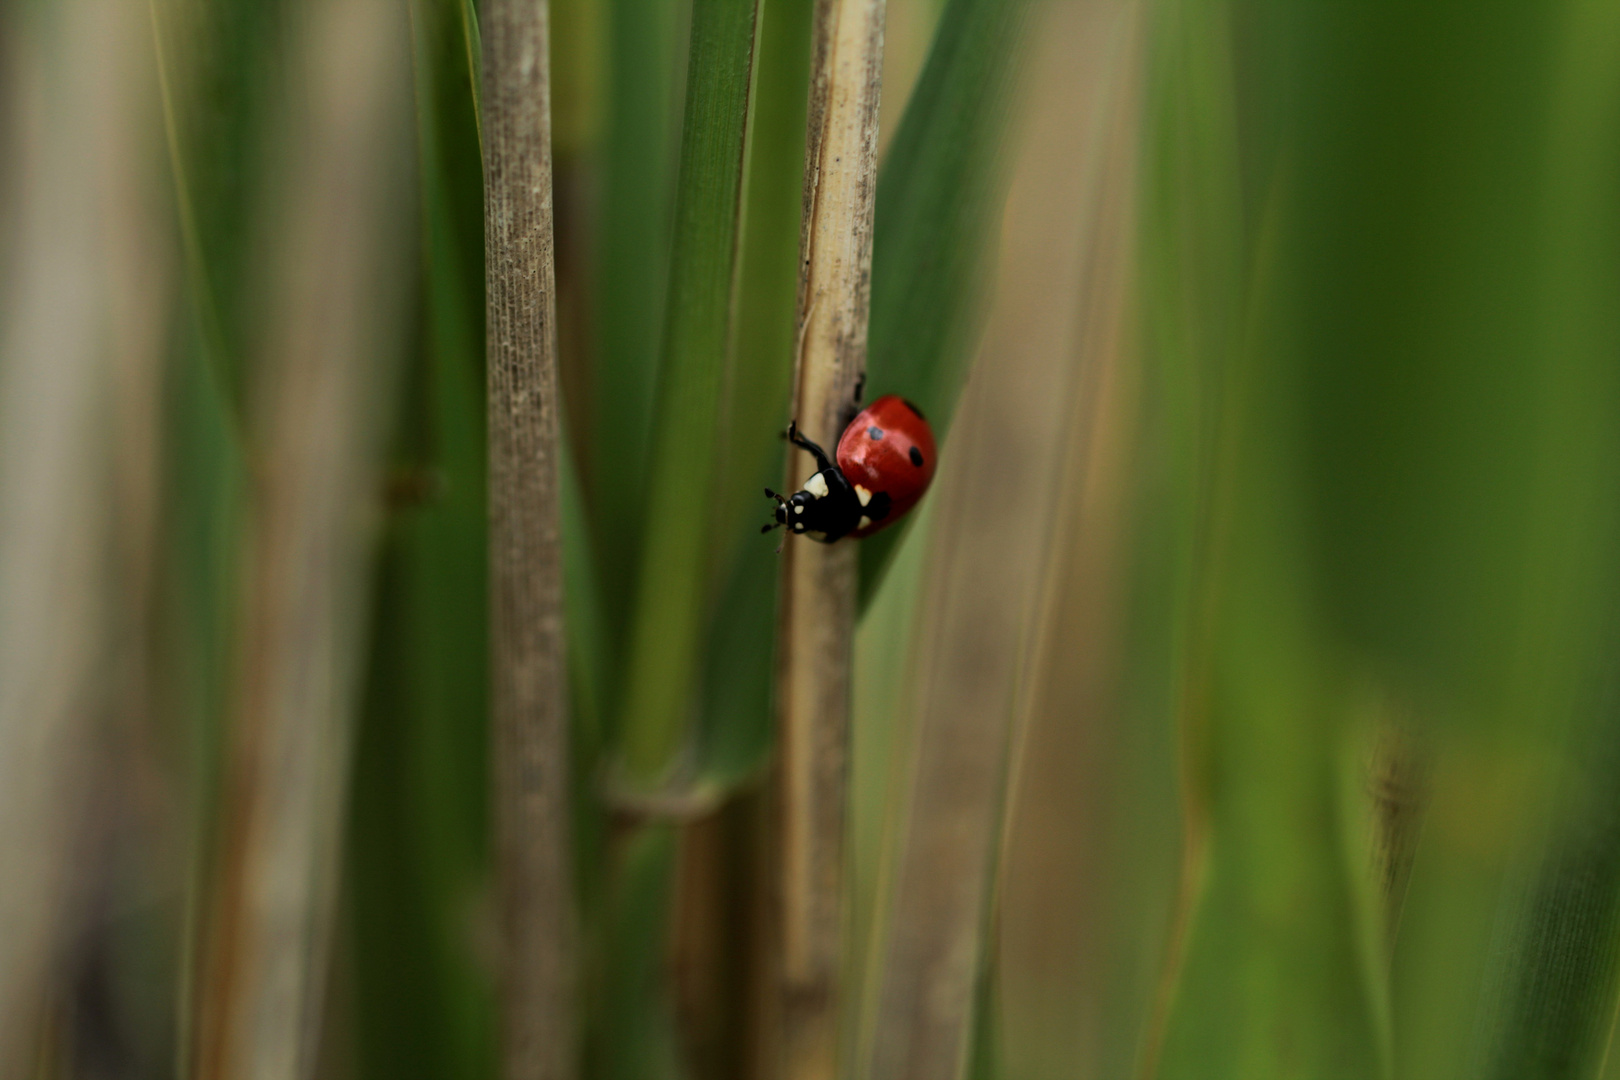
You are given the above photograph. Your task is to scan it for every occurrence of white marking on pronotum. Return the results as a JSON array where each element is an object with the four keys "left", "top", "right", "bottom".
[
  {"left": 795, "top": 523, "right": 805, "bottom": 532},
  {"left": 858, "top": 515, "right": 872, "bottom": 531},
  {"left": 805, "top": 473, "right": 830, "bottom": 499},
  {"left": 795, "top": 505, "right": 804, "bottom": 515},
  {"left": 854, "top": 484, "right": 872, "bottom": 507}
]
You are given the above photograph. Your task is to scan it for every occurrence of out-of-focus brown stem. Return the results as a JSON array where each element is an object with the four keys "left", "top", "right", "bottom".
[
  {"left": 190, "top": 0, "right": 413, "bottom": 1076},
  {"left": 0, "top": 1, "right": 164, "bottom": 1073},
  {"left": 773, "top": 1, "right": 885, "bottom": 1078},
  {"left": 482, "top": 0, "right": 575, "bottom": 1077}
]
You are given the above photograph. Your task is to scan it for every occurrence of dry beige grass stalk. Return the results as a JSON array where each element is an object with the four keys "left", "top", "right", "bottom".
[
  {"left": 189, "top": 1, "right": 413, "bottom": 1076},
  {"left": 0, "top": 2, "right": 170, "bottom": 1074},
  {"left": 773, "top": 0, "right": 886, "bottom": 1078},
  {"left": 481, "top": 0, "right": 575, "bottom": 1077}
]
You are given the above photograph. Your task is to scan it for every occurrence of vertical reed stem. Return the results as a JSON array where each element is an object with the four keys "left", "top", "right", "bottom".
[
  {"left": 0, "top": 0, "right": 161, "bottom": 1069},
  {"left": 482, "top": 0, "right": 574, "bottom": 1076},
  {"left": 774, "top": 1, "right": 885, "bottom": 1076}
]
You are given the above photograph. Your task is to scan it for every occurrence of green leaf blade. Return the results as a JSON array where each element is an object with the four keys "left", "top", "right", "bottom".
[
  {"left": 860, "top": 0, "right": 1031, "bottom": 606},
  {"left": 615, "top": 0, "right": 763, "bottom": 786}
]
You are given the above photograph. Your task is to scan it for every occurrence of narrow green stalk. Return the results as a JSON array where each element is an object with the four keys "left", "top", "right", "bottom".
[
  {"left": 347, "top": 2, "right": 493, "bottom": 1077},
  {"left": 590, "top": 0, "right": 685, "bottom": 666},
  {"left": 691, "top": 0, "right": 815, "bottom": 788},
  {"left": 616, "top": 0, "right": 762, "bottom": 786}
]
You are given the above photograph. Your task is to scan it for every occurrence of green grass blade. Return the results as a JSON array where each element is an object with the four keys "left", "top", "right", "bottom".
[
  {"left": 562, "top": 424, "right": 610, "bottom": 764},
  {"left": 346, "top": 2, "right": 494, "bottom": 1075},
  {"left": 149, "top": 0, "right": 282, "bottom": 1064},
  {"left": 148, "top": 0, "right": 289, "bottom": 416},
  {"left": 583, "top": 827, "right": 681, "bottom": 1080},
  {"left": 1474, "top": 768, "right": 1620, "bottom": 1080},
  {"left": 1138, "top": 6, "right": 1386, "bottom": 1076},
  {"left": 690, "top": 0, "right": 814, "bottom": 789},
  {"left": 850, "top": 496, "right": 934, "bottom": 1041},
  {"left": 615, "top": 0, "right": 762, "bottom": 787},
  {"left": 1426, "top": 5, "right": 1620, "bottom": 1075},
  {"left": 589, "top": 0, "right": 686, "bottom": 665},
  {"left": 858, "top": 0, "right": 1030, "bottom": 606},
  {"left": 1265, "top": 3, "right": 1620, "bottom": 1076}
]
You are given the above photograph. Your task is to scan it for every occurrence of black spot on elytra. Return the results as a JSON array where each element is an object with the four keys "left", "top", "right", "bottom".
[
  {"left": 868, "top": 426, "right": 884, "bottom": 440},
  {"left": 909, "top": 446, "right": 924, "bottom": 468},
  {"left": 902, "top": 398, "right": 927, "bottom": 420},
  {"left": 868, "top": 490, "right": 892, "bottom": 520}
]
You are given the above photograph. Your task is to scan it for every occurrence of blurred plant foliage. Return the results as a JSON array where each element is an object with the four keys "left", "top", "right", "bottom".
[{"left": 14, "top": 0, "right": 1620, "bottom": 1077}]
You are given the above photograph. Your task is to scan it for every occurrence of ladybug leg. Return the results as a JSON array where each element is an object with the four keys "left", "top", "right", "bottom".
[
  {"left": 784, "top": 422, "right": 836, "bottom": 474},
  {"left": 762, "top": 488, "right": 789, "bottom": 533},
  {"left": 837, "top": 372, "right": 867, "bottom": 430}
]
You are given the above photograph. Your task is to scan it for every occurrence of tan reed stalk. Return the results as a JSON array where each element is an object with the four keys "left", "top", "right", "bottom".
[
  {"left": 0, "top": 1, "right": 167, "bottom": 1073},
  {"left": 773, "top": 0, "right": 886, "bottom": 1077},
  {"left": 481, "top": 0, "right": 575, "bottom": 1077}
]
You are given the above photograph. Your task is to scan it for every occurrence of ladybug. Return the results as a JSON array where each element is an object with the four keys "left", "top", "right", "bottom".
[{"left": 763, "top": 394, "right": 937, "bottom": 543}]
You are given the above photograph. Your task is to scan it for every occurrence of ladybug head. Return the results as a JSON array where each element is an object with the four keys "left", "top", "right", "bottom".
[
  {"left": 760, "top": 468, "right": 862, "bottom": 545},
  {"left": 761, "top": 487, "right": 820, "bottom": 538}
]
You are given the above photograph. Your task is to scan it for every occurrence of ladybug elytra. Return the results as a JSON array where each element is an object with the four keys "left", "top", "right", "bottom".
[{"left": 763, "top": 394, "right": 937, "bottom": 544}]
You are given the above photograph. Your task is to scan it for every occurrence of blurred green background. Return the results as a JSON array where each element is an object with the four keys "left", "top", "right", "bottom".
[{"left": 5, "top": 0, "right": 1620, "bottom": 1078}]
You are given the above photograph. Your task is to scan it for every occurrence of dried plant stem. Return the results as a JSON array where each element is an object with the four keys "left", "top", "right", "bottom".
[
  {"left": 482, "top": 0, "right": 575, "bottom": 1077},
  {"left": 774, "top": 1, "right": 885, "bottom": 1077},
  {"left": 0, "top": 2, "right": 162, "bottom": 1073}
]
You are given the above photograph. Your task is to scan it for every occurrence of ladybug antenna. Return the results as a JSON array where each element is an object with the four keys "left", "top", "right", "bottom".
[
  {"left": 763, "top": 486, "right": 788, "bottom": 507},
  {"left": 760, "top": 521, "right": 781, "bottom": 534}
]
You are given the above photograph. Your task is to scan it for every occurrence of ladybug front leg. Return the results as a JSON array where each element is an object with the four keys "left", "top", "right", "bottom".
[{"left": 784, "top": 421, "right": 836, "bottom": 475}]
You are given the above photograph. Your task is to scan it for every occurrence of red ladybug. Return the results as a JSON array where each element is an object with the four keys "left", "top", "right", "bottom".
[{"left": 763, "top": 394, "right": 937, "bottom": 543}]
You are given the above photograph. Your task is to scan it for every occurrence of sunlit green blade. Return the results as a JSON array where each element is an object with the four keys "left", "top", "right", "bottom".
[
  {"left": 1257, "top": 3, "right": 1620, "bottom": 1077},
  {"left": 1134, "top": 1, "right": 1620, "bottom": 1076},
  {"left": 615, "top": 0, "right": 762, "bottom": 785},
  {"left": 588, "top": 0, "right": 686, "bottom": 668},
  {"left": 1138, "top": 5, "right": 1387, "bottom": 1077},
  {"left": 859, "top": 0, "right": 1029, "bottom": 607},
  {"left": 1336, "top": 2, "right": 1620, "bottom": 1073}
]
